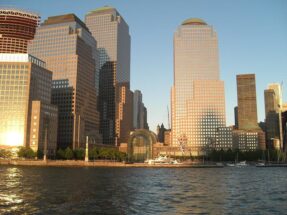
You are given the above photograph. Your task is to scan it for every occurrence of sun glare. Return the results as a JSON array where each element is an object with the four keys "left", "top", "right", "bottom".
[{"left": 3, "top": 131, "right": 24, "bottom": 147}]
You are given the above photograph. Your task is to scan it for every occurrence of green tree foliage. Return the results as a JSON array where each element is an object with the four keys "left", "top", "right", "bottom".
[
  {"left": 88, "top": 147, "right": 127, "bottom": 161},
  {"left": 89, "top": 147, "right": 99, "bottom": 160},
  {"left": 74, "top": 148, "right": 85, "bottom": 160},
  {"left": 56, "top": 148, "right": 65, "bottom": 160},
  {"left": 55, "top": 146, "right": 127, "bottom": 161},
  {"left": 64, "top": 147, "right": 74, "bottom": 160},
  {"left": 207, "top": 149, "right": 286, "bottom": 162},
  {"left": 17, "top": 147, "right": 36, "bottom": 159},
  {"left": 0, "top": 149, "right": 12, "bottom": 158}
]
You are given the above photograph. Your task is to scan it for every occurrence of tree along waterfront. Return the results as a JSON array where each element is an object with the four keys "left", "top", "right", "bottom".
[{"left": 0, "top": 147, "right": 127, "bottom": 162}]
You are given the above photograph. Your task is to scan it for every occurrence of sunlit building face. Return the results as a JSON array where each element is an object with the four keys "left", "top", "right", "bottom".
[
  {"left": 171, "top": 18, "right": 226, "bottom": 151},
  {"left": 0, "top": 54, "right": 55, "bottom": 150},
  {"left": 0, "top": 62, "right": 29, "bottom": 146},
  {"left": 28, "top": 14, "right": 101, "bottom": 149}
]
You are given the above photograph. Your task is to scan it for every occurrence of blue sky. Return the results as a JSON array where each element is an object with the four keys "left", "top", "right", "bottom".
[{"left": 2, "top": 0, "right": 287, "bottom": 132}]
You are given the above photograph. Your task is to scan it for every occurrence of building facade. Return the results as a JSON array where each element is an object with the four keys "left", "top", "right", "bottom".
[
  {"left": 216, "top": 127, "right": 233, "bottom": 151},
  {"left": 85, "top": 6, "right": 132, "bottom": 145},
  {"left": 0, "top": 54, "right": 57, "bottom": 154},
  {"left": 237, "top": 74, "right": 258, "bottom": 130},
  {"left": 264, "top": 83, "right": 283, "bottom": 149},
  {"left": 171, "top": 18, "right": 226, "bottom": 152},
  {"left": 264, "top": 88, "right": 279, "bottom": 148},
  {"left": 133, "top": 90, "right": 148, "bottom": 130},
  {"left": 116, "top": 83, "right": 133, "bottom": 145},
  {"left": 232, "top": 130, "right": 259, "bottom": 152},
  {"left": 234, "top": 74, "right": 265, "bottom": 150},
  {"left": 0, "top": 8, "right": 40, "bottom": 53},
  {"left": 234, "top": 106, "right": 238, "bottom": 129},
  {"left": 28, "top": 14, "right": 101, "bottom": 149}
]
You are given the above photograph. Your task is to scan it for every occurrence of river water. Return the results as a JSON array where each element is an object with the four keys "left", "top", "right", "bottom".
[{"left": 0, "top": 166, "right": 286, "bottom": 214}]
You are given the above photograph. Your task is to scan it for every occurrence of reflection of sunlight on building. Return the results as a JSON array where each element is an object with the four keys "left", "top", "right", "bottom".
[{"left": 4, "top": 131, "right": 24, "bottom": 147}]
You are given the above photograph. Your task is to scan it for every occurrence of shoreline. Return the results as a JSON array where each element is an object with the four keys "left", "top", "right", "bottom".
[
  {"left": 1, "top": 160, "right": 286, "bottom": 168},
  {"left": 0, "top": 159, "right": 224, "bottom": 168}
]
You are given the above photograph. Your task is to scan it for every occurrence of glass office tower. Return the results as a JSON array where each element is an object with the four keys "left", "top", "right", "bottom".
[
  {"left": 171, "top": 18, "right": 226, "bottom": 152},
  {"left": 85, "top": 7, "right": 133, "bottom": 145},
  {"left": 0, "top": 54, "right": 57, "bottom": 154},
  {"left": 28, "top": 14, "right": 101, "bottom": 149}
]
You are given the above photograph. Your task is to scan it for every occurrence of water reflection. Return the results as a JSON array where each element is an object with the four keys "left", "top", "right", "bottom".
[
  {"left": 0, "top": 167, "right": 23, "bottom": 214},
  {"left": 0, "top": 166, "right": 286, "bottom": 214}
]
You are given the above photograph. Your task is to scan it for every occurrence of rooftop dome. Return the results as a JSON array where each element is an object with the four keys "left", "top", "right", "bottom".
[
  {"left": 87, "top": 6, "right": 115, "bottom": 15},
  {"left": 182, "top": 18, "right": 207, "bottom": 25}
]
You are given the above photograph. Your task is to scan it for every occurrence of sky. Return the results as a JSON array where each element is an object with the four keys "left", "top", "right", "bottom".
[{"left": 1, "top": 0, "right": 287, "bottom": 132}]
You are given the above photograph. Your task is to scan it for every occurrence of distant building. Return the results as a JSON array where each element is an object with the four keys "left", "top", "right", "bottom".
[
  {"left": 133, "top": 90, "right": 149, "bottom": 130},
  {"left": 282, "top": 111, "right": 287, "bottom": 152},
  {"left": 0, "top": 54, "right": 57, "bottom": 155},
  {"left": 264, "top": 88, "right": 279, "bottom": 148},
  {"left": 28, "top": 14, "right": 101, "bottom": 149},
  {"left": 216, "top": 127, "right": 233, "bottom": 151},
  {"left": 171, "top": 18, "right": 226, "bottom": 152},
  {"left": 116, "top": 83, "right": 133, "bottom": 145},
  {"left": 0, "top": 8, "right": 40, "bottom": 53},
  {"left": 85, "top": 6, "right": 133, "bottom": 145},
  {"left": 235, "top": 74, "right": 265, "bottom": 150},
  {"left": 237, "top": 74, "right": 258, "bottom": 130},
  {"left": 264, "top": 83, "right": 283, "bottom": 149},
  {"left": 143, "top": 106, "right": 149, "bottom": 130},
  {"left": 164, "top": 130, "right": 172, "bottom": 146},
  {"left": 157, "top": 124, "right": 166, "bottom": 143},
  {"left": 234, "top": 106, "right": 238, "bottom": 129},
  {"left": 232, "top": 130, "right": 259, "bottom": 152}
]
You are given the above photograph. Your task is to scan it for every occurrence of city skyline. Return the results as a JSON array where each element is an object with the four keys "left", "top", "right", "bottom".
[{"left": 1, "top": 0, "right": 287, "bottom": 132}]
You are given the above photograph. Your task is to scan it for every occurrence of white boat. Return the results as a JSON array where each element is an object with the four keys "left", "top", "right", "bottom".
[
  {"left": 256, "top": 162, "right": 265, "bottom": 167},
  {"left": 226, "top": 163, "right": 235, "bottom": 167},
  {"left": 145, "top": 155, "right": 180, "bottom": 165},
  {"left": 235, "top": 160, "right": 248, "bottom": 167}
]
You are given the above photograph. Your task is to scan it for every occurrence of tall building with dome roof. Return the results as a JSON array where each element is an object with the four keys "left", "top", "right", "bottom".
[{"left": 171, "top": 18, "right": 226, "bottom": 152}]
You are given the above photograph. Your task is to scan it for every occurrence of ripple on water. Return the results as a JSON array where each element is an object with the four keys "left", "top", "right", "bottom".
[{"left": 0, "top": 166, "right": 287, "bottom": 214}]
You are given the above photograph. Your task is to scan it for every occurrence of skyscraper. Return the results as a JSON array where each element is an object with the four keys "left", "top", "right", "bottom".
[
  {"left": 171, "top": 18, "right": 226, "bottom": 152},
  {"left": 234, "top": 106, "right": 239, "bottom": 129},
  {"left": 85, "top": 6, "right": 133, "bottom": 145},
  {"left": 264, "top": 83, "right": 282, "bottom": 148},
  {"left": 0, "top": 8, "right": 40, "bottom": 53},
  {"left": 28, "top": 14, "right": 100, "bottom": 149},
  {"left": 235, "top": 74, "right": 265, "bottom": 150},
  {"left": 236, "top": 74, "right": 258, "bottom": 130},
  {"left": 133, "top": 90, "right": 149, "bottom": 130},
  {"left": 0, "top": 54, "right": 57, "bottom": 155}
]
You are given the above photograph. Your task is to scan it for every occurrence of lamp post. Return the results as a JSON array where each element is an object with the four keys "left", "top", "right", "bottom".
[
  {"left": 43, "top": 115, "right": 49, "bottom": 162},
  {"left": 85, "top": 136, "right": 89, "bottom": 162}
]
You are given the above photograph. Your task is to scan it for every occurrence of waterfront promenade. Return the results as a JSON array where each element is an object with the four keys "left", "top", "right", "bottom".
[{"left": 0, "top": 159, "right": 225, "bottom": 168}]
